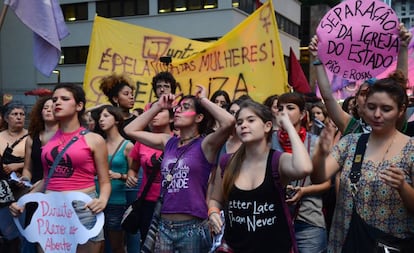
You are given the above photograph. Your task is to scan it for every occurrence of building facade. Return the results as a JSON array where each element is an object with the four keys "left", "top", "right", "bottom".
[{"left": 0, "top": 0, "right": 301, "bottom": 105}]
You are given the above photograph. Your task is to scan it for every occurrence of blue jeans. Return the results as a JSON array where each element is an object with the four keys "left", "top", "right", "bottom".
[
  {"left": 294, "top": 220, "right": 327, "bottom": 253},
  {"left": 155, "top": 218, "right": 211, "bottom": 253},
  {"left": 0, "top": 206, "right": 19, "bottom": 240},
  {"left": 125, "top": 172, "right": 141, "bottom": 253}
]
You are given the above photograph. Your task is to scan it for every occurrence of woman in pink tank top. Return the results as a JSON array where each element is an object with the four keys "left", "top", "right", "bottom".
[{"left": 10, "top": 84, "right": 111, "bottom": 253}]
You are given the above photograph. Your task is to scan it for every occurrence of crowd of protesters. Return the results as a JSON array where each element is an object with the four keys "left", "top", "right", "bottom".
[{"left": 0, "top": 22, "right": 413, "bottom": 253}]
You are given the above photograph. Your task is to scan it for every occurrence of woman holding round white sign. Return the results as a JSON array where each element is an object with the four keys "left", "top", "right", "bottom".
[{"left": 10, "top": 83, "right": 111, "bottom": 253}]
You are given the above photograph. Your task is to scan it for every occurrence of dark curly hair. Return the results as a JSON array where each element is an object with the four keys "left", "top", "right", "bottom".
[
  {"left": 28, "top": 96, "right": 53, "bottom": 138},
  {"left": 151, "top": 72, "right": 177, "bottom": 95},
  {"left": 100, "top": 74, "right": 135, "bottom": 106}
]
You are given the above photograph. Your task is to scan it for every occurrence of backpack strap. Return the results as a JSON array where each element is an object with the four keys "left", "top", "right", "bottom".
[
  {"left": 270, "top": 149, "right": 298, "bottom": 253},
  {"left": 349, "top": 133, "right": 370, "bottom": 196},
  {"left": 44, "top": 129, "right": 89, "bottom": 191},
  {"left": 9, "top": 133, "right": 29, "bottom": 149}
]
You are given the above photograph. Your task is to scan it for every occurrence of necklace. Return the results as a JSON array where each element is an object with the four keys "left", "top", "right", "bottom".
[
  {"left": 179, "top": 134, "right": 200, "bottom": 145},
  {"left": 381, "top": 131, "right": 397, "bottom": 162}
]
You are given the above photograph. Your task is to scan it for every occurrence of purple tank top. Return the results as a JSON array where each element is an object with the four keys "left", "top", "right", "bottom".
[{"left": 160, "top": 136, "right": 213, "bottom": 219}]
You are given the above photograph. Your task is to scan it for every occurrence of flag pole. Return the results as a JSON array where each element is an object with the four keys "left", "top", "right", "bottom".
[{"left": 0, "top": 4, "right": 9, "bottom": 31}]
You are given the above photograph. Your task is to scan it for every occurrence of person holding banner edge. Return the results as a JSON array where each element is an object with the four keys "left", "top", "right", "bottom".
[{"left": 309, "top": 23, "right": 412, "bottom": 137}]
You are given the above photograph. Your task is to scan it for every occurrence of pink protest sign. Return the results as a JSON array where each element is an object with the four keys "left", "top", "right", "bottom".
[{"left": 316, "top": 0, "right": 400, "bottom": 81}]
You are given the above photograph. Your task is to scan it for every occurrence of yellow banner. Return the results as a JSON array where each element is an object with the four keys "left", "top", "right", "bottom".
[{"left": 83, "top": 1, "right": 288, "bottom": 109}]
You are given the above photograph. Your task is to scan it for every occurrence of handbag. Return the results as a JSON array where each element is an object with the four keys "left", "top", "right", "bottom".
[
  {"left": 121, "top": 152, "right": 163, "bottom": 234},
  {"left": 342, "top": 134, "right": 414, "bottom": 253}
]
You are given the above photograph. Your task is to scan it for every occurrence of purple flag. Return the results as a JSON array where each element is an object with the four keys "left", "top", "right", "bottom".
[{"left": 4, "top": 0, "right": 69, "bottom": 76}]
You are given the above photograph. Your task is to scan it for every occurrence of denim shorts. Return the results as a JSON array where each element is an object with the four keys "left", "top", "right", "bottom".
[
  {"left": 72, "top": 192, "right": 104, "bottom": 242},
  {"left": 294, "top": 220, "right": 327, "bottom": 253},
  {"left": 103, "top": 204, "right": 126, "bottom": 231},
  {"left": 154, "top": 217, "right": 211, "bottom": 253},
  {"left": 0, "top": 206, "right": 20, "bottom": 240}
]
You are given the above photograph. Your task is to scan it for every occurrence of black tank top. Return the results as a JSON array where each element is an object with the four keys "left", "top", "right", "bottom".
[
  {"left": 224, "top": 152, "right": 293, "bottom": 253},
  {"left": 30, "top": 134, "right": 44, "bottom": 183}
]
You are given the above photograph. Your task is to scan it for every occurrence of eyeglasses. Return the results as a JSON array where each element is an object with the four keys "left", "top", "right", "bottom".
[
  {"left": 173, "top": 102, "right": 192, "bottom": 112},
  {"left": 156, "top": 84, "right": 171, "bottom": 90}
]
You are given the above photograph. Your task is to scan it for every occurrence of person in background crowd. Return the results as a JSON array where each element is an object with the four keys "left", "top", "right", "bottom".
[
  {"left": 151, "top": 72, "right": 177, "bottom": 99},
  {"left": 100, "top": 74, "right": 136, "bottom": 140},
  {"left": 210, "top": 90, "right": 231, "bottom": 110},
  {"left": 0, "top": 105, "right": 7, "bottom": 132},
  {"left": 309, "top": 102, "right": 329, "bottom": 136},
  {"left": 97, "top": 105, "right": 133, "bottom": 253},
  {"left": 210, "top": 90, "right": 231, "bottom": 131},
  {"left": 10, "top": 83, "right": 111, "bottom": 253},
  {"left": 125, "top": 85, "right": 235, "bottom": 252},
  {"left": 309, "top": 23, "right": 412, "bottom": 137},
  {"left": 145, "top": 71, "right": 178, "bottom": 111},
  {"left": 312, "top": 71, "right": 414, "bottom": 252},
  {"left": 99, "top": 73, "right": 139, "bottom": 252},
  {"left": 19, "top": 96, "right": 59, "bottom": 253},
  {"left": 127, "top": 102, "right": 173, "bottom": 241},
  {"left": 208, "top": 99, "right": 313, "bottom": 252},
  {"left": 273, "top": 92, "right": 329, "bottom": 253},
  {"left": 83, "top": 110, "right": 96, "bottom": 131},
  {"left": 341, "top": 96, "right": 356, "bottom": 118},
  {"left": 263, "top": 94, "right": 280, "bottom": 131},
  {"left": 0, "top": 102, "right": 28, "bottom": 252}
]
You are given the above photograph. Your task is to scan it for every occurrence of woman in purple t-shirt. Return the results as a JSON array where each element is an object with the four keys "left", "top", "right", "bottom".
[{"left": 125, "top": 85, "right": 235, "bottom": 253}]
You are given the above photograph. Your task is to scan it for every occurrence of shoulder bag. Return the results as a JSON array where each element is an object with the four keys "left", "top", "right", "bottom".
[
  {"left": 121, "top": 152, "right": 163, "bottom": 234},
  {"left": 342, "top": 134, "right": 414, "bottom": 253}
]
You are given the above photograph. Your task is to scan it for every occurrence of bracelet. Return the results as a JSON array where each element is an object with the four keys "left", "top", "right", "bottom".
[
  {"left": 117, "top": 173, "right": 127, "bottom": 180},
  {"left": 208, "top": 206, "right": 221, "bottom": 217},
  {"left": 312, "top": 59, "right": 323, "bottom": 66}
]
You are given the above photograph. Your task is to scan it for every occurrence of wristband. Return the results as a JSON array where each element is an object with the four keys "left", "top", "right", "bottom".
[
  {"left": 312, "top": 59, "right": 323, "bottom": 66},
  {"left": 208, "top": 206, "right": 221, "bottom": 217},
  {"left": 117, "top": 173, "right": 127, "bottom": 180}
]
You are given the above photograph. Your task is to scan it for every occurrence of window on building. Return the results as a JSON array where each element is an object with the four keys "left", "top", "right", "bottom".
[
  {"left": 158, "top": 0, "right": 217, "bottom": 13},
  {"left": 235, "top": 0, "right": 255, "bottom": 14},
  {"left": 60, "top": 46, "right": 89, "bottom": 65},
  {"left": 96, "top": 0, "right": 149, "bottom": 18},
  {"left": 276, "top": 13, "right": 299, "bottom": 38},
  {"left": 61, "top": 3, "right": 88, "bottom": 22}
]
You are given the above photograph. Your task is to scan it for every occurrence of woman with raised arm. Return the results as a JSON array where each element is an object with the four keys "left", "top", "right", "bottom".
[
  {"left": 309, "top": 23, "right": 412, "bottom": 136},
  {"left": 312, "top": 72, "right": 414, "bottom": 252},
  {"left": 208, "top": 99, "right": 313, "bottom": 253},
  {"left": 124, "top": 85, "right": 235, "bottom": 252},
  {"left": 272, "top": 92, "right": 330, "bottom": 253}
]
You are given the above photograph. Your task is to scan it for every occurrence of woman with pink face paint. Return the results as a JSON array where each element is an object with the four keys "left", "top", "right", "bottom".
[{"left": 124, "top": 85, "right": 235, "bottom": 253}]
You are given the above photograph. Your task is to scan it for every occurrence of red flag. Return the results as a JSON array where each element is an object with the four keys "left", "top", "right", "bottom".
[{"left": 288, "top": 47, "right": 311, "bottom": 93}]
